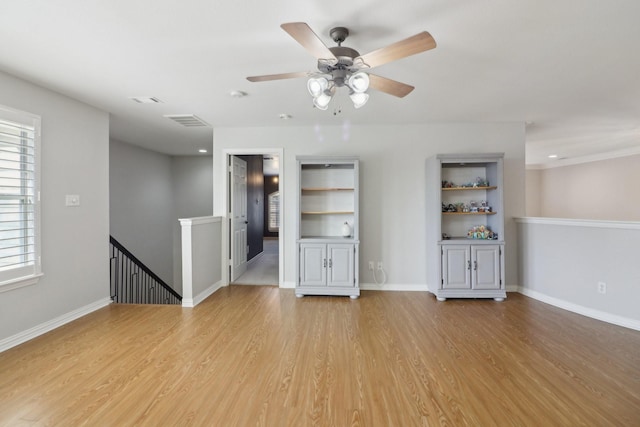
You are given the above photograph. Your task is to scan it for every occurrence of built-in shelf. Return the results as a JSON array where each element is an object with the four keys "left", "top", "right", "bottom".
[
  {"left": 427, "top": 153, "right": 506, "bottom": 301},
  {"left": 442, "top": 186, "right": 497, "bottom": 191},
  {"left": 297, "top": 156, "right": 360, "bottom": 298},
  {"left": 443, "top": 212, "right": 497, "bottom": 216},
  {"left": 442, "top": 237, "right": 501, "bottom": 242}
]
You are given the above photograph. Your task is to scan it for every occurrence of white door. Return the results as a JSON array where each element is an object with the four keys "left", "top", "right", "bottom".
[
  {"left": 230, "top": 156, "right": 248, "bottom": 282},
  {"left": 299, "top": 243, "right": 326, "bottom": 287},
  {"left": 327, "top": 244, "right": 354, "bottom": 287}
]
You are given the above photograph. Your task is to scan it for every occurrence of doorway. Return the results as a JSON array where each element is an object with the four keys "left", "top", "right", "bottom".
[{"left": 225, "top": 150, "right": 282, "bottom": 286}]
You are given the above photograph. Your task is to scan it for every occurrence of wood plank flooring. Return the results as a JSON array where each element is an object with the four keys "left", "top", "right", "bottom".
[{"left": 0, "top": 287, "right": 639, "bottom": 426}]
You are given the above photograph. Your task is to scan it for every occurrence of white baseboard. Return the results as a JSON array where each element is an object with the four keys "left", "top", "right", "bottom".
[
  {"left": 280, "top": 281, "right": 295, "bottom": 289},
  {"left": 0, "top": 297, "right": 112, "bottom": 353},
  {"left": 182, "top": 280, "right": 224, "bottom": 308},
  {"left": 360, "top": 283, "right": 430, "bottom": 292},
  {"left": 246, "top": 252, "right": 263, "bottom": 267},
  {"left": 518, "top": 287, "right": 640, "bottom": 331},
  {"left": 506, "top": 284, "right": 519, "bottom": 292}
]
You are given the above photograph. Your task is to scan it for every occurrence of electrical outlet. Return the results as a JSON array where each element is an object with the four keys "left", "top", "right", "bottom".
[
  {"left": 368, "top": 261, "right": 374, "bottom": 270},
  {"left": 597, "top": 282, "right": 607, "bottom": 294},
  {"left": 65, "top": 194, "right": 80, "bottom": 207},
  {"left": 377, "top": 262, "right": 383, "bottom": 271}
]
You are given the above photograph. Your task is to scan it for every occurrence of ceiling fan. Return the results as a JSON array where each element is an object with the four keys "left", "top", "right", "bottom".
[{"left": 247, "top": 22, "right": 436, "bottom": 110}]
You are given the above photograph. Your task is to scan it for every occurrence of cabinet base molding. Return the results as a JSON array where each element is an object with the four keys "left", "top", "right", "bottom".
[
  {"left": 294, "top": 287, "right": 360, "bottom": 298},
  {"left": 432, "top": 289, "right": 507, "bottom": 301}
]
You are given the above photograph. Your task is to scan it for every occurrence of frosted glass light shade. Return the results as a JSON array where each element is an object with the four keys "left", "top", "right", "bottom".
[
  {"left": 348, "top": 72, "right": 369, "bottom": 93},
  {"left": 307, "top": 77, "right": 329, "bottom": 97},
  {"left": 349, "top": 92, "right": 369, "bottom": 109},
  {"left": 313, "top": 91, "right": 332, "bottom": 110}
]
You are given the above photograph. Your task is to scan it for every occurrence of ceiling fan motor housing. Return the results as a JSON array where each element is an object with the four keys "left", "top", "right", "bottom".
[{"left": 318, "top": 46, "right": 361, "bottom": 86}]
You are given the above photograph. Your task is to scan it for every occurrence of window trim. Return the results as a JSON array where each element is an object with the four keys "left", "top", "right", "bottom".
[{"left": 0, "top": 105, "right": 42, "bottom": 292}]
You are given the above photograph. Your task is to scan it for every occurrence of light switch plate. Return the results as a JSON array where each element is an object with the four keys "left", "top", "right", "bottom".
[{"left": 65, "top": 194, "right": 80, "bottom": 207}]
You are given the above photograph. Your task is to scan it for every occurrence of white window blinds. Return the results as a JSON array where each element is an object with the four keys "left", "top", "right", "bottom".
[
  {"left": 268, "top": 191, "right": 280, "bottom": 232},
  {"left": 0, "top": 106, "right": 41, "bottom": 289}
]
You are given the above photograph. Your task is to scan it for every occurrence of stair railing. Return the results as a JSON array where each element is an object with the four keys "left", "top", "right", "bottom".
[{"left": 109, "top": 236, "right": 182, "bottom": 305}]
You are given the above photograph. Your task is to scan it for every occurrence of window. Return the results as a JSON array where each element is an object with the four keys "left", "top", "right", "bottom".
[
  {"left": 0, "top": 105, "right": 41, "bottom": 292},
  {"left": 268, "top": 191, "right": 280, "bottom": 232}
]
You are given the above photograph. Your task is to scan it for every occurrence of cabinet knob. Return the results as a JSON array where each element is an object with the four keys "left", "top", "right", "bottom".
[
  {"left": 323, "top": 259, "right": 327, "bottom": 268},
  {"left": 474, "top": 260, "right": 478, "bottom": 271},
  {"left": 329, "top": 259, "right": 333, "bottom": 268},
  {"left": 467, "top": 260, "right": 471, "bottom": 270}
]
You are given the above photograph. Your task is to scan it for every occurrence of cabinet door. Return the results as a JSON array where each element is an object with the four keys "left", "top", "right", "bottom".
[
  {"left": 471, "top": 245, "right": 501, "bottom": 289},
  {"left": 327, "top": 244, "right": 355, "bottom": 287},
  {"left": 299, "top": 244, "right": 327, "bottom": 287},
  {"left": 442, "top": 245, "right": 471, "bottom": 289}
]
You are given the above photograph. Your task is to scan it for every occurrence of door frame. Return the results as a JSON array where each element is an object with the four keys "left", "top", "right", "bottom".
[{"left": 221, "top": 148, "right": 284, "bottom": 287}]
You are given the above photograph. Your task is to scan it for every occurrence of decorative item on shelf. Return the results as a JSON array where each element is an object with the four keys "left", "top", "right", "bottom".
[
  {"left": 467, "top": 225, "right": 497, "bottom": 240},
  {"left": 455, "top": 202, "right": 465, "bottom": 212},
  {"left": 341, "top": 221, "right": 352, "bottom": 237},
  {"left": 442, "top": 180, "right": 455, "bottom": 188},
  {"left": 469, "top": 200, "right": 478, "bottom": 212},
  {"left": 478, "top": 200, "right": 492, "bottom": 212},
  {"left": 442, "top": 233, "right": 450, "bottom": 240},
  {"left": 473, "top": 177, "right": 489, "bottom": 187}
]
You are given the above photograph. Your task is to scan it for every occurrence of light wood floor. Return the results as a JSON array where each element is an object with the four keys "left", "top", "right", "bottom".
[{"left": 1, "top": 287, "right": 639, "bottom": 426}]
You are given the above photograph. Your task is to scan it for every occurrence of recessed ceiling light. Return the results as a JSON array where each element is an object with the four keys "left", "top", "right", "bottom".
[
  {"left": 548, "top": 154, "right": 558, "bottom": 159},
  {"left": 229, "top": 90, "right": 247, "bottom": 98},
  {"left": 279, "top": 113, "right": 292, "bottom": 120},
  {"left": 198, "top": 149, "right": 208, "bottom": 153},
  {"left": 129, "top": 96, "right": 163, "bottom": 104}
]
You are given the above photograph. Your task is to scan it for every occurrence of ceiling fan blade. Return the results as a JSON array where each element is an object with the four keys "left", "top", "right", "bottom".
[
  {"left": 355, "top": 31, "right": 436, "bottom": 69},
  {"left": 281, "top": 22, "right": 337, "bottom": 62},
  {"left": 247, "top": 71, "right": 312, "bottom": 82},
  {"left": 368, "top": 74, "right": 415, "bottom": 98}
]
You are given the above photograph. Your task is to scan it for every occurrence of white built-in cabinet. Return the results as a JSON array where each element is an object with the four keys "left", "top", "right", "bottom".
[
  {"left": 426, "top": 153, "right": 506, "bottom": 301},
  {"left": 296, "top": 156, "right": 359, "bottom": 298}
]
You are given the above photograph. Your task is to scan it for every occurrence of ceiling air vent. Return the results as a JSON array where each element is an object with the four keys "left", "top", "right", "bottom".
[
  {"left": 164, "top": 114, "right": 210, "bottom": 127},
  {"left": 130, "top": 96, "right": 163, "bottom": 104}
]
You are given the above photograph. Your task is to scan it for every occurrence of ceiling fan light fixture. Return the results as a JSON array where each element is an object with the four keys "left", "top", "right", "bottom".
[
  {"left": 348, "top": 72, "right": 370, "bottom": 93},
  {"left": 349, "top": 92, "right": 369, "bottom": 109},
  {"left": 248, "top": 23, "right": 438, "bottom": 111},
  {"left": 307, "top": 77, "right": 329, "bottom": 97}
]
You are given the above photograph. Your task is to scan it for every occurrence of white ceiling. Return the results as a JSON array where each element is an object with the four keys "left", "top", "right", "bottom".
[{"left": 1, "top": 1, "right": 639, "bottom": 166}]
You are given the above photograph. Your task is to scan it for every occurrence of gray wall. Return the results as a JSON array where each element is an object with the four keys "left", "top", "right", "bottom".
[
  {"left": 0, "top": 70, "right": 110, "bottom": 342},
  {"left": 110, "top": 140, "right": 174, "bottom": 285},
  {"left": 171, "top": 156, "right": 214, "bottom": 289},
  {"left": 525, "top": 169, "right": 542, "bottom": 217},
  {"left": 517, "top": 218, "right": 640, "bottom": 328},
  {"left": 110, "top": 142, "right": 213, "bottom": 292},
  {"left": 526, "top": 154, "right": 640, "bottom": 220},
  {"left": 213, "top": 123, "right": 526, "bottom": 290}
]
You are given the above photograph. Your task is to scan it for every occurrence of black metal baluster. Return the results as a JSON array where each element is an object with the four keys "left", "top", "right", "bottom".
[{"left": 108, "top": 236, "right": 181, "bottom": 305}]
